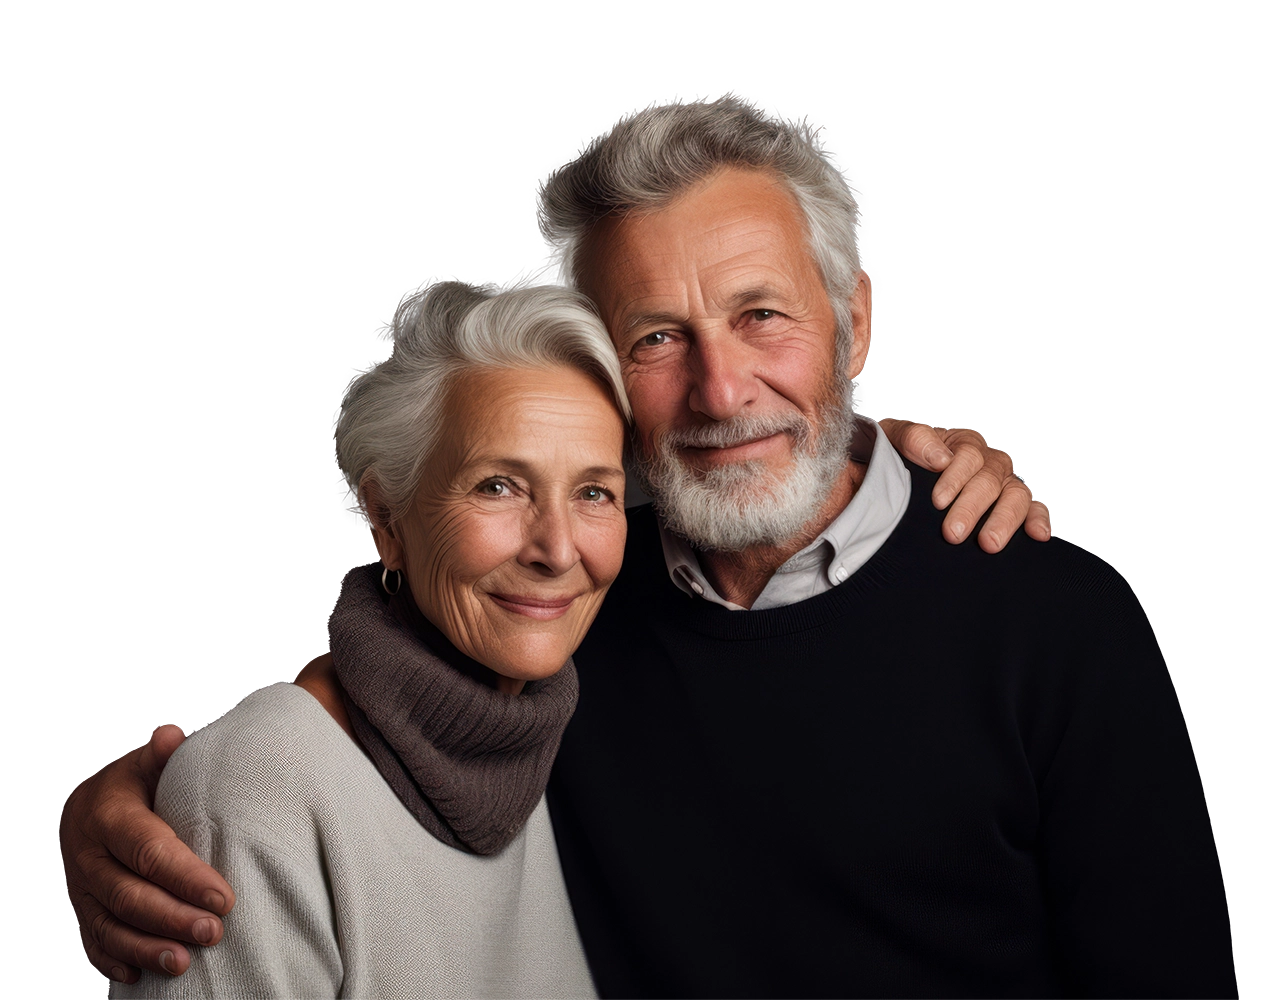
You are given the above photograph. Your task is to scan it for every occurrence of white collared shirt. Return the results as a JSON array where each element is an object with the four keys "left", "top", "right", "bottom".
[{"left": 656, "top": 417, "right": 913, "bottom": 611}]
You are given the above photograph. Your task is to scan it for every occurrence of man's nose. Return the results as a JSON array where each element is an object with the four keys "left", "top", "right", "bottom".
[
  {"left": 687, "top": 331, "right": 760, "bottom": 421},
  {"left": 518, "top": 501, "right": 581, "bottom": 576}
]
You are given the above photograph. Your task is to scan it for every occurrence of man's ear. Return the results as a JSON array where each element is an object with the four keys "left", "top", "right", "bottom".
[
  {"left": 361, "top": 475, "right": 404, "bottom": 571},
  {"left": 846, "top": 271, "right": 872, "bottom": 380}
]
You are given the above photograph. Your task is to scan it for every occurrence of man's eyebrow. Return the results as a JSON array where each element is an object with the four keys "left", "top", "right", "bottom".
[
  {"left": 619, "top": 286, "right": 791, "bottom": 335},
  {"left": 620, "top": 309, "right": 687, "bottom": 336},
  {"left": 723, "top": 284, "right": 788, "bottom": 310}
]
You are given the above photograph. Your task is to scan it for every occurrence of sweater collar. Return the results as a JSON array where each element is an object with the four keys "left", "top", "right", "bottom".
[{"left": 329, "top": 563, "right": 578, "bottom": 855}]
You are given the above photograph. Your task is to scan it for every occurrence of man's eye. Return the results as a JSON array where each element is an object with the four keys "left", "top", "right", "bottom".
[
  {"left": 639, "top": 332, "right": 669, "bottom": 348},
  {"left": 752, "top": 309, "right": 777, "bottom": 321}
]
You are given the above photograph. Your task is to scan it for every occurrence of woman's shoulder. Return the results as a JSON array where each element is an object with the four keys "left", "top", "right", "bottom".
[
  {"left": 172, "top": 681, "right": 347, "bottom": 763},
  {"left": 157, "top": 682, "right": 370, "bottom": 837}
]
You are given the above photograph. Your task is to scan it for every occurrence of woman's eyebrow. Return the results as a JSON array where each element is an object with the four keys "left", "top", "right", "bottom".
[
  {"left": 580, "top": 464, "right": 626, "bottom": 482},
  {"left": 461, "top": 458, "right": 625, "bottom": 481}
]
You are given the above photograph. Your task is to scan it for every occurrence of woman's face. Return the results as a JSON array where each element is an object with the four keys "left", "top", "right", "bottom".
[{"left": 379, "top": 365, "right": 627, "bottom": 691}]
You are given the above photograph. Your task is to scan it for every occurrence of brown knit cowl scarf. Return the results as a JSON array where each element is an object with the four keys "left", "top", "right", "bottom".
[{"left": 328, "top": 563, "right": 579, "bottom": 856}]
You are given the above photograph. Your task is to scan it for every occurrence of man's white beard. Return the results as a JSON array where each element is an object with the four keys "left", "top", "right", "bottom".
[{"left": 633, "top": 381, "right": 856, "bottom": 553}]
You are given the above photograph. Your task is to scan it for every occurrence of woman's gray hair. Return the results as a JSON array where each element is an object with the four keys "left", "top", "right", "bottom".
[
  {"left": 537, "top": 95, "right": 861, "bottom": 365},
  {"left": 336, "top": 281, "right": 630, "bottom": 523}
]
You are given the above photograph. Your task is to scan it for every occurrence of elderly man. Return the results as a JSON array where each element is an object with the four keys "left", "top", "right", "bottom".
[
  {"left": 535, "top": 100, "right": 1234, "bottom": 998},
  {"left": 63, "top": 98, "right": 1234, "bottom": 997}
]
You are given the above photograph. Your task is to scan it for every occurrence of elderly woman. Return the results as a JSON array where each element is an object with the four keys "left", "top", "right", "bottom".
[{"left": 115, "top": 282, "right": 627, "bottom": 997}]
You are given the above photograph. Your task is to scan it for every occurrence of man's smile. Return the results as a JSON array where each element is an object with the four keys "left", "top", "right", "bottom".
[{"left": 678, "top": 431, "right": 793, "bottom": 469}]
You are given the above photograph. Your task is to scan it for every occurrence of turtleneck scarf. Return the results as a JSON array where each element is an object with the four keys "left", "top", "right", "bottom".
[{"left": 328, "top": 563, "right": 578, "bottom": 856}]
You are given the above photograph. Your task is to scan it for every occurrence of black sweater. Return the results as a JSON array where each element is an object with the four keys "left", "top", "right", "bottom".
[{"left": 549, "top": 464, "right": 1236, "bottom": 998}]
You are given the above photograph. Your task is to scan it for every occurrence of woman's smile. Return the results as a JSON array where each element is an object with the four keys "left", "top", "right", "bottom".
[{"left": 487, "top": 592, "right": 582, "bottom": 620}]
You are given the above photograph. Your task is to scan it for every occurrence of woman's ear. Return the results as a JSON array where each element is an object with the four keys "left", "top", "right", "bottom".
[{"left": 361, "top": 475, "right": 404, "bottom": 571}]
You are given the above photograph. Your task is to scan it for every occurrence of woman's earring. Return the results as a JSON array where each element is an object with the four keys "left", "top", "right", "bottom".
[{"left": 381, "top": 567, "right": 402, "bottom": 596}]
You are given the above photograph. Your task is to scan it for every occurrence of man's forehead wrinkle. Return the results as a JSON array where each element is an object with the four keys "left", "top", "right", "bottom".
[
  {"left": 698, "top": 253, "right": 800, "bottom": 307},
  {"left": 610, "top": 272, "right": 692, "bottom": 330},
  {"left": 593, "top": 169, "right": 825, "bottom": 333}
]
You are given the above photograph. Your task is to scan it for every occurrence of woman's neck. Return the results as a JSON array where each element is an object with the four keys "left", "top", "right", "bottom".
[{"left": 294, "top": 653, "right": 357, "bottom": 738}]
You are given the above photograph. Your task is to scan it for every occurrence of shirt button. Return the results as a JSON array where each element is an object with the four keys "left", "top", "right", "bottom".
[
  {"left": 690, "top": 580, "right": 705, "bottom": 596},
  {"left": 834, "top": 566, "right": 849, "bottom": 583}
]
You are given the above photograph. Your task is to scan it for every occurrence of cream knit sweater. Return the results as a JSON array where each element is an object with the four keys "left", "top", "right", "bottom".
[{"left": 111, "top": 683, "right": 596, "bottom": 999}]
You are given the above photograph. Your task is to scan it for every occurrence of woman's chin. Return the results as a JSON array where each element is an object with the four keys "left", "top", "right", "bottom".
[
  {"left": 455, "top": 621, "right": 590, "bottom": 687},
  {"left": 487, "top": 654, "right": 572, "bottom": 686}
]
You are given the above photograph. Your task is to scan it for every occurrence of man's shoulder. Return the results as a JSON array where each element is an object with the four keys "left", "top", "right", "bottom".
[{"left": 901, "top": 462, "right": 1131, "bottom": 588}]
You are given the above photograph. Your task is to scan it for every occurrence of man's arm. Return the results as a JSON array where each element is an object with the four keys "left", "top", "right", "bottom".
[
  {"left": 108, "top": 708, "right": 343, "bottom": 999},
  {"left": 60, "top": 726, "right": 235, "bottom": 985},
  {"left": 1035, "top": 565, "right": 1236, "bottom": 996},
  {"left": 879, "top": 418, "right": 1051, "bottom": 551},
  {"left": 62, "top": 424, "right": 1045, "bottom": 982}
]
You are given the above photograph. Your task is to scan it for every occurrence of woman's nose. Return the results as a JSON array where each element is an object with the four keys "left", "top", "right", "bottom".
[{"left": 517, "top": 502, "right": 581, "bottom": 575}]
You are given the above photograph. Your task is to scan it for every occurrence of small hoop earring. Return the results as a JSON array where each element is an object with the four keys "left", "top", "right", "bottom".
[{"left": 381, "top": 567, "right": 402, "bottom": 596}]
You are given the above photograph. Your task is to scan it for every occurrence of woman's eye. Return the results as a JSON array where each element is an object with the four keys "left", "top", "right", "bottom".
[
  {"left": 579, "top": 486, "right": 608, "bottom": 503},
  {"left": 477, "top": 480, "right": 507, "bottom": 497}
]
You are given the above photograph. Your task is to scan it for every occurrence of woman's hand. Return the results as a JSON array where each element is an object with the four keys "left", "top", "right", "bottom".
[
  {"left": 878, "top": 418, "right": 1051, "bottom": 552},
  {"left": 60, "top": 726, "right": 236, "bottom": 983}
]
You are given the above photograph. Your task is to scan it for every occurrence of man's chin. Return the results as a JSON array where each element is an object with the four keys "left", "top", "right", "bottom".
[{"left": 644, "top": 464, "right": 829, "bottom": 553}]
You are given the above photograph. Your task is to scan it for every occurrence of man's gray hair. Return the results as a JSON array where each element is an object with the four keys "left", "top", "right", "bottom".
[
  {"left": 538, "top": 95, "right": 861, "bottom": 362},
  {"left": 336, "top": 281, "right": 630, "bottom": 523}
]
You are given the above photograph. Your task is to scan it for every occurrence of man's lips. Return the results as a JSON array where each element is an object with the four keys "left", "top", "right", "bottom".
[
  {"left": 487, "top": 593, "right": 581, "bottom": 620},
  {"left": 680, "top": 431, "right": 788, "bottom": 465}
]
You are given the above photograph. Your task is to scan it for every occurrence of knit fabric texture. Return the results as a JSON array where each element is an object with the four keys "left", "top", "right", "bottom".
[
  {"left": 110, "top": 683, "right": 596, "bottom": 999},
  {"left": 550, "top": 463, "right": 1237, "bottom": 999},
  {"left": 329, "top": 563, "right": 578, "bottom": 855}
]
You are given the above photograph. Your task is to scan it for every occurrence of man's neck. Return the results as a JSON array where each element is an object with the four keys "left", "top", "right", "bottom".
[{"left": 696, "top": 459, "right": 865, "bottom": 608}]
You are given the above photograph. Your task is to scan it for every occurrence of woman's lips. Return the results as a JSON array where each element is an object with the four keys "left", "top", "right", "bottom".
[{"left": 488, "top": 593, "right": 579, "bottom": 620}]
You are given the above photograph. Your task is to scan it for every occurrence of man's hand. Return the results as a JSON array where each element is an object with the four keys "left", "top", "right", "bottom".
[
  {"left": 879, "top": 418, "right": 1051, "bottom": 552},
  {"left": 60, "top": 725, "right": 236, "bottom": 984}
]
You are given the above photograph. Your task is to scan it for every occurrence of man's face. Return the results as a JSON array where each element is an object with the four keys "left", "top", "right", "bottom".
[{"left": 578, "top": 167, "right": 870, "bottom": 550}]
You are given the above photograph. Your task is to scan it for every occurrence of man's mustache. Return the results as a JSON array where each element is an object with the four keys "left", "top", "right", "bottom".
[{"left": 659, "top": 412, "right": 814, "bottom": 452}]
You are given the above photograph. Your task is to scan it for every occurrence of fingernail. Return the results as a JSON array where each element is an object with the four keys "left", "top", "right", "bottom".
[
  {"left": 924, "top": 445, "right": 952, "bottom": 468},
  {"left": 200, "top": 890, "right": 226, "bottom": 912},
  {"left": 160, "top": 950, "right": 177, "bottom": 974},
  {"left": 109, "top": 967, "right": 127, "bottom": 983},
  {"left": 950, "top": 522, "right": 966, "bottom": 540},
  {"left": 193, "top": 917, "right": 217, "bottom": 944}
]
